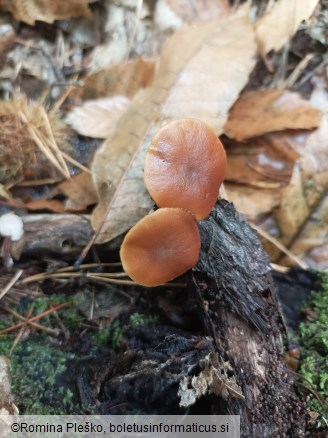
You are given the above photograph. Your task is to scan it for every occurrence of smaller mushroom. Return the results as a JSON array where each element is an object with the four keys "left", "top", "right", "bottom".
[
  {"left": 120, "top": 208, "right": 200, "bottom": 287},
  {"left": 0, "top": 213, "right": 24, "bottom": 268},
  {"left": 144, "top": 119, "right": 227, "bottom": 220}
]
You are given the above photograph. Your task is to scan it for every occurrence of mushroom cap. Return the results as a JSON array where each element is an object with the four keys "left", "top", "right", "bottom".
[
  {"left": 120, "top": 208, "right": 200, "bottom": 287},
  {"left": 0, "top": 213, "right": 24, "bottom": 241},
  {"left": 144, "top": 119, "right": 227, "bottom": 220}
]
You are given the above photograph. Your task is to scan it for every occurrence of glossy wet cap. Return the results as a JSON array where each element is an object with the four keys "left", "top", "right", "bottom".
[
  {"left": 144, "top": 119, "right": 227, "bottom": 220},
  {"left": 120, "top": 208, "right": 200, "bottom": 286}
]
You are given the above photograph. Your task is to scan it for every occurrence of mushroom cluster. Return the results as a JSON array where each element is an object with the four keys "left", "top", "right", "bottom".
[{"left": 120, "top": 119, "right": 227, "bottom": 286}]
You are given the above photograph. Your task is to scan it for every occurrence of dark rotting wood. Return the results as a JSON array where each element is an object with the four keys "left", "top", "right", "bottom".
[{"left": 192, "top": 200, "right": 307, "bottom": 437}]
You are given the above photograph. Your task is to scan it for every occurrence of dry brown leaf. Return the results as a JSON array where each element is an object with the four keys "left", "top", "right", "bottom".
[
  {"left": 73, "top": 59, "right": 156, "bottom": 102},
  {"left": 57, "top": 172, "right": 98, "bottom": 212},
  {"left": 25, "top": 199, "right": 66, "bottom": 213},
  {"left": 224, "top": 183, "right": 281, "bottom": 222},
  {"left": 225, "top": 135, "right": 298, "bottom": 187},
  {"left": 224, "top": 89, "right": 322, "bottom": 141},
  {"left": 274, "top": 111, "right": 328, "bottom": 268},
  {"left": 255, "top": 0, "right": 320, "bottom": 54},
  {"left": 66, "top": 96, "right": 130, "bottom": 139},
  {"left": 224, "top": 129, "right": 312, "bottom": 223},
  {"left": 91, "top": 4, "right": 257, "bottom": 243},
  {"left": 0, "top": 0, "right": 92, "bottom": 25},
  {"left": 262, "top": 130, "right": 311, "bottom": 162},
  {"left": 294, "top": 194, "right": 328, "bottom": 270}
]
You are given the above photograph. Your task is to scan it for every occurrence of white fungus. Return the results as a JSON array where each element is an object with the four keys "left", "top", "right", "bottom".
[{"left": 0, "top": 213, "right": 24, "bottom": 241}]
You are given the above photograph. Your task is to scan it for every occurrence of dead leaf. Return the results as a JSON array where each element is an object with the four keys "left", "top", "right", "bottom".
[
  {"left": 262, "top": 130, "right": 311, "bottom": 162},
  {"left": 0, "top": 0, "right": 92, "bottom": 25},
  {"left": 57, "top": 172, "right": 98, "bottom": 212},
  {"left": 66, "top": 96, "right": 130, "bottom": 139},
  {"left": 159, "top": 0, "right": 231, "bottom": 25},
  {"left": 255, "top": 0, "right": 320, "bottom": 54},
  {"left": 73, "top": 59, "right": 156, "bottom": 101},
  {"left": 91, "top": 3, "right": 258, "bottom": 243},
  {"left": 224, "top": 89, "right": 322, "bottom": 141},
  {"left": 68, "top": 60, "right": 155, "bottom": 138},
  {"left": 223, "top": 127, "right": 313, "bottom": 224},
  {"left": 294, "top": 194, "right": 328, "bottom": 269},
  {"left": 275, "top": 112, "right": 328, "bottom": 267},
  {"left": 225, "top": 136, "right": 296, "bottom": 187},
  {"left": 90, "top": 2, "right": 153, "bottom": 69},
  {"left": 224, "top": 183, "right": 281, "bottom": 222},
  {"left": 25, "top": 199, "right": 66, "bottom": 213}
]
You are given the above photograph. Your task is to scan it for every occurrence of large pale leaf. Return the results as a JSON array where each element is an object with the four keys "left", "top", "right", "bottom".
[
  {"left": 91, "top": 4, "right": 257, "bottom": 243},
  {"left": 255, "top": 0, "right": 320, "bottom": 54}
]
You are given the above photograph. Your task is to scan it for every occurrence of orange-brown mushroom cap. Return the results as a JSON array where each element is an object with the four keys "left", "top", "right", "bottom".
[
  {"left": 144, "top": 119, "right": 227, "bottom": 220},
  {"left": 120, "top": 208, "right": 200, "bottom": 287}
]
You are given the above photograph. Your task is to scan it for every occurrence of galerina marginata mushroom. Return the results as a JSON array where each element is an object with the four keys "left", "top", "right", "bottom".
[
  {"left": 120, "top": 208, "right": 200, "bottom": 287},
  {"left": 144, "top": 119, "right": 227, "bottom": 220}
]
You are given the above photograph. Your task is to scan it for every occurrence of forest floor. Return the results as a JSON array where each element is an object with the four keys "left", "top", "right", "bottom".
[{"left": 0, "top": 0, "right": 327, "bottom": 435}]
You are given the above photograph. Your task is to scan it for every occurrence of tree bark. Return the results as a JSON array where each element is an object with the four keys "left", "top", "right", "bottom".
[{"left": 192, "top": 200, "right": 306, "bottom": 437}]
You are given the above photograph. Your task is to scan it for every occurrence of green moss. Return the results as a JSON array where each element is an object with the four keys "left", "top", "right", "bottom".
[
  {"left": 106, "top": 313, "right": 159, "bottom": 349},
  {"left": 129, "top": 312, "right": 158, "bottom": 327},
  {"left": 46, "top": 295, "right": 83, "bottom": 331},
  {"left": 0, "top": 300, "right": 159, "bottom": 413},
  {"left": 0, "top": 337, "right": 78, "bottom": 414},
  {"left": 0, "top": 296, "right": 85, "bottom": 414},
  {"left": 299, "top": 271, "right": 328, "bottom": 428}
]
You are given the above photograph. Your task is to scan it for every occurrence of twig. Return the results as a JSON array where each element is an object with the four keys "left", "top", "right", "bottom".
[
  {"left": 9, "top": 305, "right": 34, "bottom": 354},
  {"left": 250, "top": 222, "right": 308, "bottom": 270},
  {"left": 284, "top": 53, "right": 315, "bottom": 88},
  {"left": 60, "top": 151, "right": 92, "bottom": 174},
  {"left": 0, "top": 301, "right": 75, "bottom": 335},
  {"left": 48, "top": 305, "right": 70, "bottom": 340},
  {"left": 19, "top": 109, "right": 70, "bottom": 179},
  {"left": 1, "top": 305, "right": 60, "bottom": 337},
  {"left": 39, "top": 106, "right": 71, "bottom": 176},
  {"left": 0, "top": 270, "right": 23, "bottom": 301}
]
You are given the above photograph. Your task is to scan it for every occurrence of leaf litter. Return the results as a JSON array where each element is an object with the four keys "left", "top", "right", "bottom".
[
  {"left": 91, "top": 3, "right": 258, "bottom": 243},
  {"left": 0, "top": 0, "right": 327, "bottom": 420},
  {"left": 0, "top": 0, "right": 324, "bottom": 271}
]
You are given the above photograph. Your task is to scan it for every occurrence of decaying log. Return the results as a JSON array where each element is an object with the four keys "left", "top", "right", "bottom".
[
  {"left": 22, "top": 214, "right": 93, "bottom": 257},
  {"left": 192, "top": 200, "right": 306, "bottom": 437}
]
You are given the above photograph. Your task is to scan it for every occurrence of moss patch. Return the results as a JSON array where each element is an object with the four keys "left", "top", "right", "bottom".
[
  {"left": 299, "top": 271, "right": 328, "bottom": 428},
  {"left": 0, "top": 296, "right": 85, "bottom": 414},
  {"left": 0, "top": 337, "right": 76, "bottom": 414},
  {"left": 106, "top": 312, "right": 159, "bottom": 350}
]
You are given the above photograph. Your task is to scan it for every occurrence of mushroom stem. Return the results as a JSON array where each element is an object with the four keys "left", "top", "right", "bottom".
[{"left": 2, "top": 236, "right": 13, "bottom": 269}]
